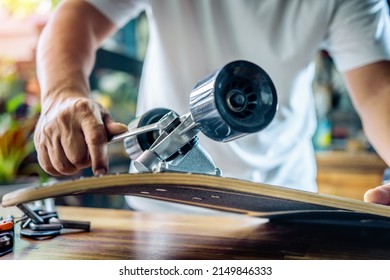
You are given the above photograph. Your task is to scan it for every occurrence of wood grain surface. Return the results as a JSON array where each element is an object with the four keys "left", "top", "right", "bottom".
[
  {"left": 1, "top": 206, "right": 390, "bottom": 260},
  {"left": 2, "top": 173, "right": 390, "bottom": 219},
  {"left": 316, "top": 151, "right": 387, "bottom": 200}
]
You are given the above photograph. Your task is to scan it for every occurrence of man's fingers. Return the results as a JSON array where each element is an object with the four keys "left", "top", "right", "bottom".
[
  {"left": 364, "top": 185, "right": 390, "bottom": 205},
  {"left": 61, "top": 126, "right": 91, "bottom": 169},
  {"left": 103, "top": 115, "right": 128, "bottom": 139},
  {"left": 81, "top": 114, "right": 128, "bottom": 176},
  {"left": 48, "top": 138, "right": 79, "bottom": 175},
  {"left": 36, "top": 145, "right": 62, "bottom": 177},
  {"left": 81, "top": 119, "right": 109, "bottom": 176}
]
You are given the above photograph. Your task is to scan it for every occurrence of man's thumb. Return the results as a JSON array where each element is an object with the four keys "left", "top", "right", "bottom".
[{"left": 104, "top": 116, "right": 128, "bottom": 139}]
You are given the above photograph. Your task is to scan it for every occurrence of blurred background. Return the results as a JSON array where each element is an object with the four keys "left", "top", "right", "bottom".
[
  {"left": 0, "top": 0, "right": 147, "bottom": 208},
  {"left": 0, "top": 0, "right": 389, "bottom": 207}
]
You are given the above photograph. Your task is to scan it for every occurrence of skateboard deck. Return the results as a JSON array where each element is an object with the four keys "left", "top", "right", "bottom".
[{"left": 2, "top": 172, "right": 390, "bottom": 228}]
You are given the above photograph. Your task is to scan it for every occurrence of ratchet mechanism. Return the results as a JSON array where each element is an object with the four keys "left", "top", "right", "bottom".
[{"left": 111, "top": 60, "right": 278, "bottom": 175}]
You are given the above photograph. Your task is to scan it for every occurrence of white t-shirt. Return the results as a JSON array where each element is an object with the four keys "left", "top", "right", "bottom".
[{"left": 87, "top": 0, "right": 390, "bottom": 212}]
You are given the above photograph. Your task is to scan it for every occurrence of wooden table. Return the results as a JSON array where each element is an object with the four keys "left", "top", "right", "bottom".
[
  {"left": 316, "top": 151, "right": 387, "bottom": 200},
  {"left": 1, "top": 206, "right": 390, "bottom": 260}
]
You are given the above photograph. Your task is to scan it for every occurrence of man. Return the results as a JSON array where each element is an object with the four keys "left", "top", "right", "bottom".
[{"left": 34, "top": 0, "right": 390, "bottom": 210}]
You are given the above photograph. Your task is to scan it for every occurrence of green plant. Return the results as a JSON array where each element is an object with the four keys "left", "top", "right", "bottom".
[
  {"left": 0, "top": 61, "right": 43, "bottom": 184},
  {"left": 0, "top": 112, "right": 36, "bottom": 183}
]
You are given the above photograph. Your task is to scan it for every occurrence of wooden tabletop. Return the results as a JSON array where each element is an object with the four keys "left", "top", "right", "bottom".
[{"left": 1, "top": 206, "right": 390, "bottom": 260}]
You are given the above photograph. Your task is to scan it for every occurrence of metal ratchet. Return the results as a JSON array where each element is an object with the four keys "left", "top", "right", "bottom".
[
  {"left": 109, "top": 110, "right": 181, "bottom": 144},
  {"left": 109, "top": 122, "right": 161, "bottom": 144}
]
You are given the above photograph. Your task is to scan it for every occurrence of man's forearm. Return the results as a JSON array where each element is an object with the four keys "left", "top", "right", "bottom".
[
  {"left": 358, "top": 85, "right": 390, "bottom": 165},
  {"left": 344, "top": 61, "right": 390, "bottom": 165},
  {"left": 36, "top": 0, "right": 116, "bottom": 110}
]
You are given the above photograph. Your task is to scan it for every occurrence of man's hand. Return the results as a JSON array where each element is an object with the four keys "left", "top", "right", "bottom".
[
  {"left": 364, "top": 184, "right": 390, "bottom": 206},
  {"left": 33, "top": 0, "right": 123, "bottom": 177},
  {"left": 34, "top": 97, "right": 128, "bottom": 177}
]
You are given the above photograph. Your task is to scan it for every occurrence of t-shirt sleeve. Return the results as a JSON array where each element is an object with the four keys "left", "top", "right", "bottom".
[
  {"left": 86, "top": 0, "right": 146, "bottom": 28},
  {"left": 323, "top": 0, "right": 390, "bottom": 72}
]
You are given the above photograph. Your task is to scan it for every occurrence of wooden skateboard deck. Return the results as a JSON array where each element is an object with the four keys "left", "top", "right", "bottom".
[{"left": 2, "top": 172, "right": 390, "bottom": 227}]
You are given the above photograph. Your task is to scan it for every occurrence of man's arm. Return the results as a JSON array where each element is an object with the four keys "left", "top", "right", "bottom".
[
  {"left": 343, "top": 60, "right": 390, "bottom": 204},
  {"left": 35, "top": 0, "right": 128, "bottom": 177}
]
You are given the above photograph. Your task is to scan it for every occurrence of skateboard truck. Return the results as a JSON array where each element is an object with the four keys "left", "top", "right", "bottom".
[{"left": 110, "top": 60, "right": 278, "bottom": 175}]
